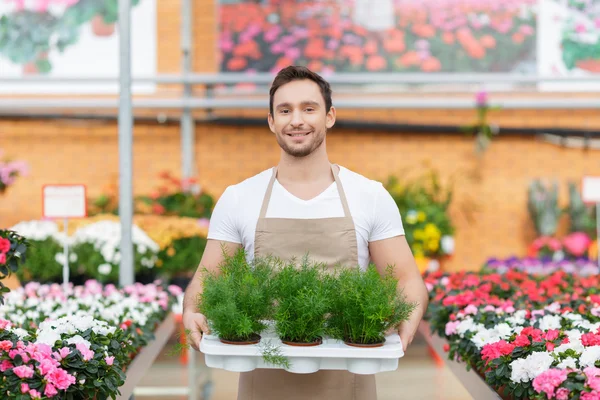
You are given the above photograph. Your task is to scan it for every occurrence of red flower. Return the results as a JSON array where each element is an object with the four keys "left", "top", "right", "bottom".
[
  {"left": 0, "top": 238, "right": 10, "bottom": 253},
  {"left": 513, "top": 334, "right": 530, "bottom": 347},
  {"left": 544, "top": 329, "right": 560, "bottom": 341},
  {"left": 443, "top": 343, "right": 450, "bottom": 352},
  {"left": 481, "top": 340, "right": 515, "bottom": 364},
  {"left": 581, "top": 332, "right": 600, "bottom": 347}
]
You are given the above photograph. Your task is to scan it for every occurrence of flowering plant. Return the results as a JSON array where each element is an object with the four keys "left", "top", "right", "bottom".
[
  {"left": 385, "top": 169, "right": 455, "bottom": 260},
  {"left": 461, "top": 90, "right": 500, "bottom": 154},
  {"left": 0, "top": 280, "right": 181, "bottom": 399},
  {"left": 423, "top": 269, "right": 600, "bottom": 399},
  {"left": 483, "top": 257, "right": 600, "bottom": 276},
  {"left": 0, "top": 229, "right": 28, "bottom": 304},
  {"left": 0, "top": 150, "right": 29, "bottom": 196}
]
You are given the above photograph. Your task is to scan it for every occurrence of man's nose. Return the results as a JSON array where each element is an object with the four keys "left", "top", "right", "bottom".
[{"left": 290, "top": 110, "right": 304, "bottom": 128}]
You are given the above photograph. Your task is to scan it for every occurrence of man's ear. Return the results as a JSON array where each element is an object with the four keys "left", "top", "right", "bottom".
[
  {"left": 268, "top": 113, "right": 275, "bottom": 133},
  {"left": 326, "top": 106, "right": 336, "bottom": 129}
]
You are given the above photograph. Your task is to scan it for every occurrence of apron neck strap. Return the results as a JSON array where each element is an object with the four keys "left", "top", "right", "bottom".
[{"left": 258, "top": 164, "right": 352, "bottom": 219}]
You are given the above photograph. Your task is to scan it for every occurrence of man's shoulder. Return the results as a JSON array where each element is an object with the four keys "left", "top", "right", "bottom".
[
  {"left": 226, "top": 168, "right": 273, "bottom": 196},
  {"left": 339, "top": 165, "right": 384, "bottom": 192}
]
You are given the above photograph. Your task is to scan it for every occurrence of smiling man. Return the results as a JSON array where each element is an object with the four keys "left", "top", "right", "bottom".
[{"left": 182, "top": 65, "right": 429, "bottom": 400}]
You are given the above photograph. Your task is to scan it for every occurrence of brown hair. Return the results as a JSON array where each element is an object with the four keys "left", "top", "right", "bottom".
[{"left": 269, "top": 65, "right": 333, "bottom": 115}]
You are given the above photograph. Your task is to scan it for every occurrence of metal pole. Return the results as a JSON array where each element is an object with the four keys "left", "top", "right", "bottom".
[
  {"left": 118, "top": 0, "right": 134, "bottom": 287},
  {"left": 62, "top": 218, "right": 70, "bottom": 293},
  {"left": 181, "top": 0, "right": 195, "bottom": 180}
]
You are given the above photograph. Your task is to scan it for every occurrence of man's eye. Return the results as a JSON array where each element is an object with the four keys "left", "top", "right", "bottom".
[
  {"left": 280, "top": 109, "right": 289, "bottom": 114},
  {"left": 305, "top": 108, "right": 314, "bottom": 112}
]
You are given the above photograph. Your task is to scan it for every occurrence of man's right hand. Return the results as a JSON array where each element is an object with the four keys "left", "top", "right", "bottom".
[{"left": 183, "top": 311, "right": 210, "bottom": 351}]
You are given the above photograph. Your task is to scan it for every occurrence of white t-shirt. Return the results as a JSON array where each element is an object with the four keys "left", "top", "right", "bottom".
[{"left": 207, "top": 166, "right": 405, "bottom": 270}]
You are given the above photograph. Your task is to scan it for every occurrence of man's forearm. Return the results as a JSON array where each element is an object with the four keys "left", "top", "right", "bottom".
[
  {"left": 398, "top": 276, "right": 429, "bottom": 333},
  {"left": 183, "top": 273, "right": 203, "bottom": 315}
]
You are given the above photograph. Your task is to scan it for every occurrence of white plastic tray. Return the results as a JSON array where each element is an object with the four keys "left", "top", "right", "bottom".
[{"left": 200, "top": 326, "right": 404, "bottom": 375}]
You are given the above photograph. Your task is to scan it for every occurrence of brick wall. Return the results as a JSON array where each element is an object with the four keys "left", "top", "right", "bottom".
[{"left": 1, "top": 117, "right": 598, "bottom": 272}]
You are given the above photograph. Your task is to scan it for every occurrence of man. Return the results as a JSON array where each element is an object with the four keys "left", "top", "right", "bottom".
[{"left": 183, "top": 65, "right": 429, "bottom": 399}]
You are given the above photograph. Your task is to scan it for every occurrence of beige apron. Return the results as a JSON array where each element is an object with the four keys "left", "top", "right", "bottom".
[{"left": 237, "top": 164, "right": 377, "bottom": 400}]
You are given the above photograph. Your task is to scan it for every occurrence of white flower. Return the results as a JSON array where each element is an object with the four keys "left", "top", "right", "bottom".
[
  {"left": 441, "top": 236, "right": 454, "bottom": 254},
  {"left": 510, "top": 352, "right": 554, "bottom": 383},
  {"left": 66, "top": 335, "right": 92, "bottom": 348},
  {"left": 98, "top": 264, "right": 112, "bottom": 275},
  {"left": 36, "top": 330, "right": 61, "bottom": 345},
  {"left": 557, "top": 357, "right": 578, "bottom": 370},
  {"left": 538, "top": 315, "right": 562, "bottom": 331},
  {"left": 579, "top": 346, "right": 600, "bottom": 368},
  {"left": 471, "top": 330, "right": 501, "bottom": 349},
  {"left": 495, "top": 323, "right": 514, "bottom": 339}
]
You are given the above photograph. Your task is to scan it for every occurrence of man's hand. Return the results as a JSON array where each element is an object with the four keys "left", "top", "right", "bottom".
[
  {"left": 183, "top": 311, "right": 210, "bottom": 351},
  {"left": 397, "top": 320, "right": 418, "bottom": 352}
]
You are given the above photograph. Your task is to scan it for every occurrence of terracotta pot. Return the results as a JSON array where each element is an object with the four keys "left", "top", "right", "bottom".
[
  {"left": 576, "top": 59, "right": 600, "bottom": 73},
  {"left": 220, "top": 334, "right": 261, "bottom": 345},
  {"left": 343, "top": 340, "right": 384, "bottom": 348},
  {"left": 281, "top": 337, "right": 322, "bottom": 347},
  {"left": 92, "top": 15, "right": 115, "bottom": 37}
]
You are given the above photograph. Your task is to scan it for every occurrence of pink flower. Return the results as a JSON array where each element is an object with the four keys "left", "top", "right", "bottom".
[
  {"left": 13, "top": 365, "right": 34, "bottom": 379},
  {"left": 44, "top": 383, "right": 58, "bottom": 397},
  {"left": 556, "top": 388, "right": 569, "bottom": 400},
  {"left": 545, "top": 329, "right": 560, "bottom": 341},
  {"left": 75, "top": 342, "right": 94, "bottom": 362},
  {"left": 105, "top": 356, "right": 115, "bottom": 366},
  {"left": 533, "top": 369, "right": 568, "bottom": 399},
  {"left": 481, "top": 340, "right": 515, "bottom": 364},
  {"left": 464, "top": 304, "right": 478, "bottom": 315},
  {"left": 581, "top": 392, "right": 600, "bottom": 400},
  {"left": 0, "top": 319, "right": 12, "bottom": 330},
  {"left": 167, "top": 285, "right": 183, "bottom": 297},
  {"left": 576, "top": 23, "right": 587, "bottom": 33},
  {"left": 563, "top": 232, "right": 592, "bottom": 257},
  {"left": 21, "top": 383, "right": 30, "bottom": 393},
  {"left": 585, "top": 367, "right": 600, "bottom": 392},
  {"left": 0, "top": 237, "right": 10, "bottom": 253},
  {"left": 46, "top": 367, "right": 76, "bottom": 390},
  {"left": 513, "top": 334, "right": 530, "bottom": 347},
  {"left": 29, "top": 389, "right": 42, "bottom": 399},
  {"left": 0, "top": 360, "right": 13, "bottom": 372},
  {"left": 0, "top": 253, "right": 6, "bottom": 265},
  {"left": 445, "top": 320, "right": 460, "bottom": 336},
  {"left": 0, "top": 340, "right": 13, "bottom": 351},
  {"left": 52, "top": 347, "right": 71, "bottom": 362}
]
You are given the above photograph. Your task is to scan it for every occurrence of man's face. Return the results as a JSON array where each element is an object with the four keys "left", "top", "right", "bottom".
[{"left": 268, "top": 79, "right": 336, "bottom": 158}]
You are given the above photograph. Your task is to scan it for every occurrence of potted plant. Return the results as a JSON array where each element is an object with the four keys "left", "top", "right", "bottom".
[
  {"left": 198, "top": 249, "right": 275, "bottom": 345},
  {"left": 327, "top": 265, "right": 416, "bottom": 347},
  {"left": 0, "top": 229, "right": 29, "bottom": 304},
  {"left": 272, "top": 258, "right": 333, "bottom": 346}
]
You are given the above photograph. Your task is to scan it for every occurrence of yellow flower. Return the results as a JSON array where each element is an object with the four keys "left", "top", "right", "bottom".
[
  {"left": 590, "top": 241, "right": 598, "bottom": 261},
  {"left": 166, "top": 247, "right": 176, "bottom": 257},
  {"left": 413, "top": 229, "right": 424, "bottom": 240},
  {"left": 417, "top": 211, "right": 426, "bottom": 222},
  {"left": 424, "top": 223, "right": 441, "bottom": 239},
  {"left": 156, "top": 259, "right": 163, "bottom": 267},
  {"left": 427, "top": 240, "right": 439, "bottom": 252}
]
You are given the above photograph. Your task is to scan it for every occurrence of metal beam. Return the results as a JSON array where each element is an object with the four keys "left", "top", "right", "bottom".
[
  {"left": 1, "top": 73, "right": 600, "bottom": 85},
  {"left": 118, "top": 0, "right": 134, "bottom": 287},
  {"left": 2, "top": 97, "right": 600, "bottom": 109},
  {"left": 180, "top": 0, "right": 195, "bottom": 180}
]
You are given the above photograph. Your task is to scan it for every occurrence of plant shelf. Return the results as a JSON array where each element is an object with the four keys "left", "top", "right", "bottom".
[{"left": 200, "top": 326, "right": 404, "bottom": 375}]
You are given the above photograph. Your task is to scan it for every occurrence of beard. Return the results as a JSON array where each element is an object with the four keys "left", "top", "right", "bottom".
[{"left": 275, "top": 129, "right": 326, "bottom": 158}]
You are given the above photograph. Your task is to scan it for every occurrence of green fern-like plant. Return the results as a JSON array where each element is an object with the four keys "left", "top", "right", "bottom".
[
  {"left": 272, "top": 257, "right": 333, "bottom": 344},
  {"left": 197, "top": 249, "right": 276, "bottom": 342},
  {"left": 327, "top": 265, "right": 417, "bottom": 345}
]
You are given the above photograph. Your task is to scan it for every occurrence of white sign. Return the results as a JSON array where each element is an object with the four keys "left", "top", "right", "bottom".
[
  {"left": 42, "top": 185, "right": 87, "bottom": 219},
  {"left": 582, "top": 177, "right": 600, "bottom": 203}
]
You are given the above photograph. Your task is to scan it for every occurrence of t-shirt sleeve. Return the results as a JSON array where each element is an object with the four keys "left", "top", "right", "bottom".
[
  {"left": 369, "top": 182, "right": 405, "bottom": 242},
  {"left": 207, "top": 186, "right": 243, "bottom": 244}
]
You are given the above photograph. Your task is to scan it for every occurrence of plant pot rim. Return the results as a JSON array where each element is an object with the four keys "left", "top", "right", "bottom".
[
  {"left": 343, "top": 339, "right": 385, "bottom": 348},
  {"left": 219, "top": 333, "right": 261, "bottom": 345},
  {"left": 281, "top": 337, "right": 323, "bottom": 347}
]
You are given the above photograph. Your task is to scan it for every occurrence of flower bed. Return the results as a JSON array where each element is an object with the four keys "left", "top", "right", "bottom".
[
  {"left": 9, "top": 215, "right": 208, "bottom": 286},
  {"left": 424, "top": 269, "right": 600, "bottom": 399},
  {"left": 483, "top": 257, "right": 600, "bottom": 276},
  {"left": 219, "top": 0, "right": 537, "bottom": 73},
  {"left": 0, "top": 280, "right": 180, "bottom": 399}
]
